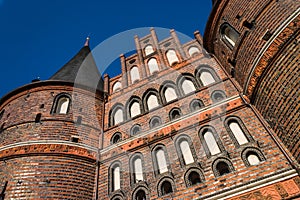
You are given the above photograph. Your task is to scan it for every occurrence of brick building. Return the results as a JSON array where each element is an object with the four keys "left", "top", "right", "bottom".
[{"left": 0, "top": 0, "right": 300, "bottom": 199}]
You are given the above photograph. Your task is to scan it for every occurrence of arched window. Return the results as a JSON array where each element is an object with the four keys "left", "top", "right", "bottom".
[
  {"left": 144, "top": 45, "right": 154, "bottom": 56},
  {"left": 131, "top": 124, "right": 142, "bottom": 136},
  {"left": 225, "top": 117, "right": 253, "bottom": 147},
  {"left": 242, "top": 148, "right": 265, "bottom": 167},
  {"left": 213, "top": 158, "right": 234, "bottom": 177},
  {"left": 166, "top": 50, "right": 179, "bottom": 66},
  {"left": 169, "top": 108, "right": 182, "bottom": 121},
  {"left": 148, "top": 58, "right": 159, "bottom": 75},
  {"left": 184, "top": 168, "right": 204, "bottom": 187},
  {"left": 152, "top": 145, "right": 170, "bottom": 175},
  {"left": 177, "top": 74, "right": 198, "bottom": 96},
  {"left": 130, "top": 155, "right": 144, "bottom": 183},
  {"left": 112, "top": 81, "right": 122, "bottom": 92},
  {"left": 51, "top": 94, "right": 71, "bottom": 114},
  {"left": 179, "top": 140, "right": 194, "bottom": 165},
  {"left": 247, "top": 153, "right": 261, "bottom": 166},
  {"left": 157, "top": 177, "right": 175, "bottom": 197},
  {"left": 189, "top": 171, "right": 202, "bottom": 185},
  {"left": 161, "top": 181, "right": 173, "bottom": 196},
  {"left": 211, "top": 90, "right": 226, "bottom": 103},
  {"left": 200, "top": 71, "right": 216, "bottom": 86},
  {"left": 110, "top": 104, "right": 125, "bottom": 126},
  {"left": 109, "top": 162, "right": 122, "bottom": 192},
  {"left": 216, "top": 162, "right": 230, "bottom": 176},
  {"left": 195, "top": 65, "right": 219, "bottom": 87},
  {"left": 188, "top": 46, "right": 200, "bottom": 57},
  {"left": 147, "top": 94, "right": 159, "bottom": 111},
  {"left": 130, "top": 101, "right": 141, "bottom": 118},
  {"left": 229, "top": 121, "right": 248, "bottom": 145},
  {"left": 131, "top": 66, "right": 140, "bottom": 84},
  {"left": 175, "top": 135, "right": 197, "bottom": 166},
  {"left": 149, "top": 116, "right": 162, "bottom": 129},
  {"left": 111, "top": 132, "right": 122, "bottom": 144},
  {"left": 156, "top": 149, "right": 168, "bottom": 174},
  {"left": 135, "top": 190, "right": 146, "bottom": 200},
  {"left": 190, "top": 99, "right": 204, "bottom": 112},
  {"left": 199, "top": 126, "right": 224, "bottom": 157},
  {"left": 164, "top": 87, "right": 177, "bottom": 103},
  {"left": 204, "top": 131, "right": 221, "bottom": 155},
  {"left": 220, "top": 23, "right": 240, "bottom": 48},
  {"left": 57, "top": 97, "right": 70, "bottom": 114}
]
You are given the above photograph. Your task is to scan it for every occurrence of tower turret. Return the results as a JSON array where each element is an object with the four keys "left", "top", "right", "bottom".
[
  {"left": 0, "top": 39, "right": 104, "bottom": 199},
  {"left": 204, "top": 0, "right": 300, "bottom": 163}
]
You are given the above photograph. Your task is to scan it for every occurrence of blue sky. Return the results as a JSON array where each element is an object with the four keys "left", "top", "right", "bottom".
[{"left": 0, "top": 0, "right": 212, "bottom": 98}]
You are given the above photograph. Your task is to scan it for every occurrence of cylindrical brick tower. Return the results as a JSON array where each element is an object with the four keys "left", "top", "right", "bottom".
[
  {"left": 0, "top": 42, "right": 104, "bottom": 199},
  {"left": 204, "top": 0, "right": 300, "bottom": 162}
]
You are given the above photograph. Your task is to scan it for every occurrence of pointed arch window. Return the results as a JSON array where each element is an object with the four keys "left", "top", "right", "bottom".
[
  {"left": 148, "top": 58, "right": 159, "bottom": 75},
  {"left": 188, "top": 46, "right": 200, "bottom": 57},
  {"left": 166, "top": 50, "right": 179, "bottom": 66},
  {"left": 145, "top": 45, "right": 154, "bottom": 56},
  {"left": 131, "top": 66, "right": 140, "bottom": 84}
]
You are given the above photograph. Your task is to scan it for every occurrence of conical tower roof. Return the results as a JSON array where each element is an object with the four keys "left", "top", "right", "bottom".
[{"left": 50, "top": 38, "right": 103, "bottom": 91}]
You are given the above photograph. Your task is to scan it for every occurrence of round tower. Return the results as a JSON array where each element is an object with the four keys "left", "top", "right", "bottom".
[
  {"left": 0, "top": 42, "right": 104, "bottom": 199},
  {"left": 204, "top": 0, "right": 300, "bottom": 162}
]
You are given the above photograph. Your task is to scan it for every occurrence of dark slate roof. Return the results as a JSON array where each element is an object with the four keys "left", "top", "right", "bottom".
[{"left": 50, "top": 46, "right": 103, "bottom": 91}]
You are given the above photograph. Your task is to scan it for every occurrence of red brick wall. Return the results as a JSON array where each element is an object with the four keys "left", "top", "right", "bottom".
[
  {"left": 0, "top": 154, "right": 96, "bottom": 199},
  {"left": 0, "top": 82, "right": 104, "bottom": 148}
]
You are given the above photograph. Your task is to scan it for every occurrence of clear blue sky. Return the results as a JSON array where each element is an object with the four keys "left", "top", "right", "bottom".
[{"left": 0, "top": 0, "right": 212, "bottom": 98}]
